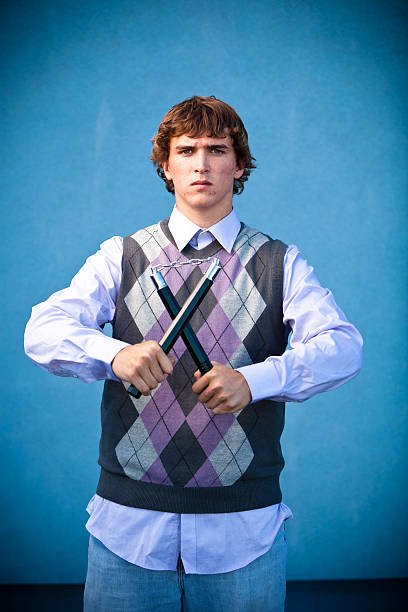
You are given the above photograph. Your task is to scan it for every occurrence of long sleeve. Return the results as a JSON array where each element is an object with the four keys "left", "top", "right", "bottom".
[
  {"left": 237, "top": 244, "right": 363, "bottom": 403},
  {"left": 25, "top": 236, "right": 362, "bottom": 396},
  {"left": 24, "top": 236, "right": 129, "bottom": 383}
]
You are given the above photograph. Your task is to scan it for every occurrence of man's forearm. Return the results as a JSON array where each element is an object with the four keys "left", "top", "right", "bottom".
[
  {"left": 236, "top": 245, "right": 363, "bottom": 403},
  {"left": 237, "top": 325, "right": 362, "bottom": 403},
  {"left": 24, "top": 302, "right": 130, "bottom": 383},
  {"left": 24, "top": 235, "right": 125, "bottom": 383}
]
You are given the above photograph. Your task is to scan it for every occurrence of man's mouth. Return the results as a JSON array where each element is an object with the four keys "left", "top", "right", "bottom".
[{"left": 191, "top": 180, "right": 212, "bottom": 186}]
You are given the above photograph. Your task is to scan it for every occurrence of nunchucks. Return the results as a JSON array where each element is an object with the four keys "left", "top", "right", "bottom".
[
  {"left": 127, "top": 257, "right": 221, "bottom": 399},
  {"left": 151, "top": 266, "right": 214, "bottom": 375}
]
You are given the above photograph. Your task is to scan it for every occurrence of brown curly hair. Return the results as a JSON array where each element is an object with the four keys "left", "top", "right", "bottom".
[{"left": 151, "top": 96, "right": 256, "bottom": 195}]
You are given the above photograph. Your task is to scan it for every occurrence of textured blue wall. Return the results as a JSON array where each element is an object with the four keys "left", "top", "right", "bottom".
[{"left": 1, "top": 0, "right": 407, "bottom": 583}]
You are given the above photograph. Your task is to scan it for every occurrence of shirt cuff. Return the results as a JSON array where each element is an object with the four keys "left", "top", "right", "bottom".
[
  {"left": 236, "top": 361, "right": 282, "bottom": 403},
  {"left": 91, "top": 337, "right": 131, "bottom": 381}
]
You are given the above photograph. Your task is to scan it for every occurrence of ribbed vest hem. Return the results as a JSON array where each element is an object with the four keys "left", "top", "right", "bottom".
[{"left": 96, "top": 468, "right": 282, "bottom": 514}]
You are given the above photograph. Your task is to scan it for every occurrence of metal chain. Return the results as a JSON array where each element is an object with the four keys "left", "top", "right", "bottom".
[{"left": 153, "top": 256, "right": 216, "bottom": 273}]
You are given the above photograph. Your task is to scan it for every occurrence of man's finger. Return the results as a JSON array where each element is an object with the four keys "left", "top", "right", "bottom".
[
  {"left": 192, "top": 371, "right": 211, "bottom": 395},
  {"left": 148, "top": 358, "right": 167, "bottom": 384},
  {"left": 138, "top": 365, "right": 162, "bottom": 391},
  {"left": 129, "top": 373, "right": 152, "bottom": 396},
  {"left": 156, "top": 349, "right": 174, "bottom": 375},
  {"left": 212, "top": 402, "right": 231, "bottom": 415},
  {"left": 197, "top": 386, "right": 218, "bottom": 406}
]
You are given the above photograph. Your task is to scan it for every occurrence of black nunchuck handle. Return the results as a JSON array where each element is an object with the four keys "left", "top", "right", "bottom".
[
  {"left": 127, "top": 261, "right": 220, "bottom": 399},
  {"left": 157, "top": 284, "right": 213, "bottom": 375}
]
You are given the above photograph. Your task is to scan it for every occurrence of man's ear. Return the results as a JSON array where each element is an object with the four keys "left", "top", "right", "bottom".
[
  {"left": 234, "top": 166, "right": 245, "bottom": 180},
  {"left": 162, "top": 161, "right": 171, "bottom": 180}
]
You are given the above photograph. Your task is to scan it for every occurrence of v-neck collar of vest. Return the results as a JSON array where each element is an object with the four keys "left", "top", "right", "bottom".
[{"left": 159, "top": 218, "right": 246, "bottom": 260}]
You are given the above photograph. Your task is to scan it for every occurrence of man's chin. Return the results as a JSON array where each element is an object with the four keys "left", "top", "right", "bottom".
[{"left": 179, "top": 196, "right": 218, "bottom": 209}]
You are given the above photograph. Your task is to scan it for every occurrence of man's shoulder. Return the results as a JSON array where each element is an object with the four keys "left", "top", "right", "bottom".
[
  {"left": 236, "top": 223, "right": 287, "bottom": 254},
  {"left": 121, "top": 219, "right": 172, "bottom": 262},
  {"left": 126, "top": 220, "right": 164, "bottom": 242}
]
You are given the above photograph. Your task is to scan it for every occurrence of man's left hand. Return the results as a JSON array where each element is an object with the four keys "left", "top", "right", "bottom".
[{"left": 192, "top": 362, "right": 252, "bottom": 414}]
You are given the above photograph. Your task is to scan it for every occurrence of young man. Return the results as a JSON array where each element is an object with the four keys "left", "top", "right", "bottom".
[{"left": 25, "top": 96, "right": 363, "bottom": 611}]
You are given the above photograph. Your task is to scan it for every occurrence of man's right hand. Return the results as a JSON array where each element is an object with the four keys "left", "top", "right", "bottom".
[{"left": 111, "top": 341, "right": 174, "bottom": 396}]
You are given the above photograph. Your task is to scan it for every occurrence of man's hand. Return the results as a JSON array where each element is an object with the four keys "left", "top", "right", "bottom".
[
  {"left": 111, "top": 341, "right": 174, "bottom": 396},
  {"left": 192, "top": 362, "right": 252, "bottom": 414}
]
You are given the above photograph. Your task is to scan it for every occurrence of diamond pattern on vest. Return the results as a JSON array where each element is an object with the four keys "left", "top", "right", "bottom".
[{"left": 114, "top": 223, "right": 277, "bottom": 488}]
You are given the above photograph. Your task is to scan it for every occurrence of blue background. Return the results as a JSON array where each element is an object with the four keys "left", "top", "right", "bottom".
[{"left": 1, "top": 0, "right": 407, "bottom": 583}]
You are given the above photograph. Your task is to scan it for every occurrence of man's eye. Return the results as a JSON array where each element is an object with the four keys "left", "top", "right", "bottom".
[
  {"left": 179, "top": 148, "right": 193, "bottom": 155},
  {"left": 211, "top": 147, "right": 225, "bottom": 154}
]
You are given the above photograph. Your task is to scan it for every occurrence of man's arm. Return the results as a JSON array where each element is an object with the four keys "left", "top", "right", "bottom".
[
  {"left": 192, "top": 245, "right": 363, "bottom": 414},
  {"left": 24, "top": 236, "right": 172, "bottom": 390}
]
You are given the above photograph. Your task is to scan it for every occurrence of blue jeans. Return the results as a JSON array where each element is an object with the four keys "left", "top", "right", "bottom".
[{"left": 84, "top": 523, "right": 287, "bottom": 611}]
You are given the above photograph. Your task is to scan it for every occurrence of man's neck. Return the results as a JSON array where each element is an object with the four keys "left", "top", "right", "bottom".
[{"left": 174, "top": 204, "right": 233, "bottom": 228}]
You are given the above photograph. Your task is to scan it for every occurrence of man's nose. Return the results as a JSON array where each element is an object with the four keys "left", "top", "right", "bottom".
[{"left": 194, "top": 150, "right": 209, "bottom": 173}]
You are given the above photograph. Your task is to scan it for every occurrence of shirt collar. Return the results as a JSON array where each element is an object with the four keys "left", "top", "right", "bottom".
[{"left": 168, "top": 206, "right": 241, "bottom": 253}]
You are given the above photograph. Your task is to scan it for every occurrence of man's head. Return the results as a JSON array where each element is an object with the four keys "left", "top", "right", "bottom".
[{"left": 151, "top": 96, "right": 255, "bottom": 196}]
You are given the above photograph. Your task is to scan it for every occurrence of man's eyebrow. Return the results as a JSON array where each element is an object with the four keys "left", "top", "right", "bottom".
[{"left": 174, "top": 144, "right": 230, "bottom": 150}]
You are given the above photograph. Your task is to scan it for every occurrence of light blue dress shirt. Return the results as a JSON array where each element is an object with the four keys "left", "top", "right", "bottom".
[{"left": 24, "top": 206, "right": 362, "bottom": 574}]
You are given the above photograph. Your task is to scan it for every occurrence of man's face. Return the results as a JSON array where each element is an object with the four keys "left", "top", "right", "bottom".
[{"left": 162, "top": 133, "right": 244, "bottom": 226}]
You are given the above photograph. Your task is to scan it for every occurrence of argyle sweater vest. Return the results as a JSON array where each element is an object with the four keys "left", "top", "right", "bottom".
[{"left": 96, "top": 219, "right": 289, "bottom": 513}]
